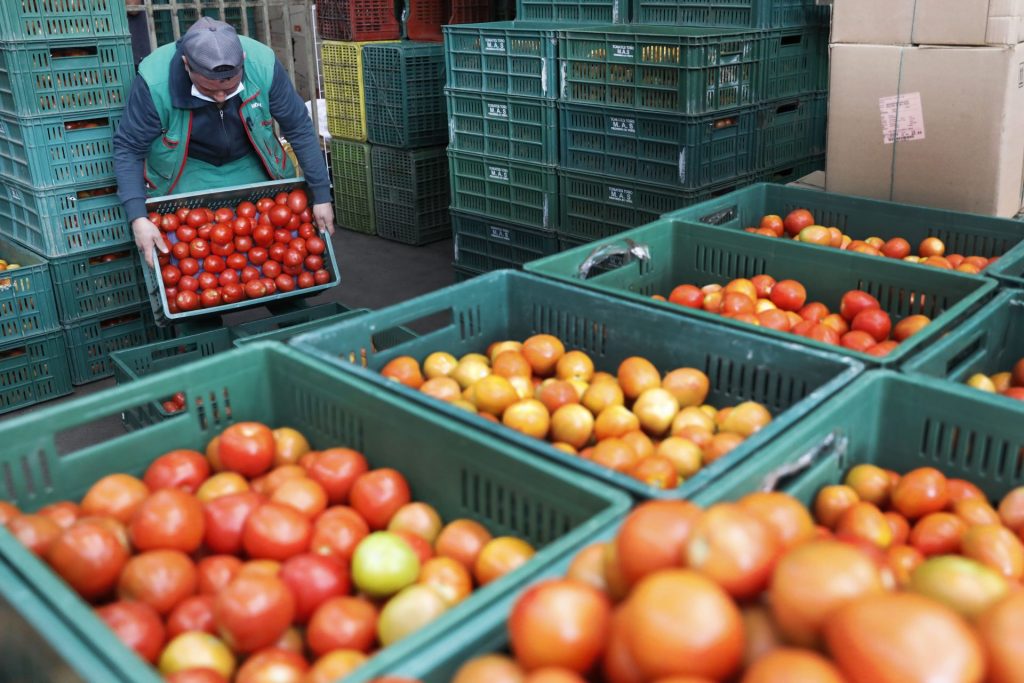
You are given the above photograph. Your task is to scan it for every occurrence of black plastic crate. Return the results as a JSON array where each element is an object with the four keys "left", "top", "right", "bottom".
[{"left": 452, "top": 209, "right": 559, "bottom": 271}]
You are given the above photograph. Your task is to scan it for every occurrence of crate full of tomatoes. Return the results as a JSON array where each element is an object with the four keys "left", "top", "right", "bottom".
[{"left": 142, "top": 180, "right": 340, "bottom": 324}]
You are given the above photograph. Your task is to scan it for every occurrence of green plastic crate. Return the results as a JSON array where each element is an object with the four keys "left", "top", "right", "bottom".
[
  {"left": 443, "top": 22, "right": 560, "bottom": 99},
  {"left": 331, "top": 138, "right": 376, "bottom": 234},
  {"left": 142, "top": 179, "right": 341, "bottom": 324},
  {"left": 633, "top": 0, "right": 828, "bottom": 28},
  {"left": 762, "top": 26, "right": 827, "bottom": 100},
  {"left": 452, "top": 209, "right": 560, "bottom": 272},
  {"left": 0, "top": 38, "right": 133, "bottom": 118},
  {"left": 0, "top": 237, "right": 60, "bottom": 343},
  {"left": 755, "top": 153, "right": 824, "bottom": 183},
  {"left": 0, "top": 111, "right": 120, "bottom": 188},
  {"left": 516, "top": 0, "right": 628, "bottom": 23},
  {"left": 558, "top": 169, "right": 753, "bottom": 242},
  {"left": 452, "top": 261, "right": 483, "bottom": 281},
  {"left": 363, "top": 42, "right": 448, "bottom": 149},
  {"left": 756, "top": 93, "right": 826, "bottom": 172},
  {"left": 49, "top": 246, "right": 146, "bottom": 324},
  {"left": 63, "top": 305, "right": 158, "bottom": 385},
  {"left": 903, "top": 289, "right": 1024, "bottom": 398},
  {"left": 291, "top": 269, "right": 863, "bottom": 499},
  {"left": 662, "top": 182, "right": 1024, "bottom": 284},
  {"left": 372, "top": 145, "right": 451, "bottom": 245},
  {"left": 152, "top": 1, "right": 261, "bottom": 46},
  {"left": 0, "top": 329, "right": 72, "bottom": 415},
  {"left": 445, "top": 90, "right": 559, "bottom": 165},
  {"left": 0, "top": 343, "right": 630, "bottom": 683},
  {"left": 0, "top": 178, "right": 128, "bottom": 257},
  {"left": 0, "top": 0, "right": 129, "bottom": 42},
  {"left": 560, "top": 103, "right": 757, "bottom": 189},
  {"left": 449, "top": 151, "right": 558, "bottom": 231},
  {"left": 525, "top": 217, "right": 996, "bottom": 367},
  {"left": 558, "top": 25, "right": 762, "bottom": 115}
]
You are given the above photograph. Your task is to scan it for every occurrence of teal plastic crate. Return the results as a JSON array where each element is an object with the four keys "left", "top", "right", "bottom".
[
  {"left": 756, "top": 93, "right": 826, "bottom": 172},
  {"left": 560, "top": 103, "right": 757, "bottom": 189},
  {"left": 372, "top": 145, "right": 451, "bottom": 245},
  {"left": 445, "top": 90, "right": 559, "bottom": 165},
  {"left": 0, "top": 329, "right": 72, "bottom": 415},
  {"left": 558, "top": 169, "right": 753, "bottom": 242},
  {"left": 0, "top": 0, "right": 129, "bottom": 42},
  {"left": 525, "top": 217, "right": 996, "bottom": 367},
  {"left": 0, "top": 111, "right": 120, "bottom": 188},
  {"left": 0, "top": 237, "right": 60, "bottom": 343},
  {"left": 0, "top": 38, "right": 133, "bottom": 118},
  {"left": 49, "top": 246, "right": 146, "bottom": 324},
  {"left": 762, "top": 26, "right": 827, "bottom": 100},
  {"left": 558, "top": 25, "right": 762, "bottom": 115},
  {"left": 363, "top": 42, "right": 448, "bottom": 148},
  {"left": 142, "top": 179, "right": 341, "bottom": 324},
  {"left": 0, "top": 178, "right": 128, "bottom": 257},
  {"left": 452, "top": 209, "right": 560, "bottom": 271},
  {"left": 0, "top": 343, "right": 629, "bottom": 683},
  {"left": 63, "top": 305, "right": 157, "bottom": 385},
  {"left": 152, "top": 1, "right": 261, "bottom": 46},
  {"left": 452, "top": 261, "right": 483, "bottom": 281},
  {"left": 903, "top": 289, "right": 1024, "bottom": 400},
  {"left": 331, "top": 138, "right": 377, "bottom": 234},
  {"left": 662, "top": 182, "right": 1024, "bottom": 284},
  {"left": 291, "top": 269, "right": 864, "bottom": 499},
  {"left": 449, "top": 151, "right": 558, "bottom": 231},
  {"left": 633, "top": 0, "right": 828, "bottom": 28},
  {"left": 516, "top": 0, "right": 628, "bottom": 23},
  {"left": 443, "top": 22, "right": 560, "bottom": 99}
]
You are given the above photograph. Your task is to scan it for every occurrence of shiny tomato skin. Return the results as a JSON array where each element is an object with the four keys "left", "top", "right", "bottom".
[
  {"left": 118, "top": 549, "right": 198, "bottom": 615},
  {"left": 203, "top": 491, "right": 264, "bottom": 555},
  {"left": 144, "top": 449, "right": 210, "bottom": 494},
  {"left": 214, "top": 574, "right": 296, "bottom": 653},
  {"left": 306, "top": 449, "right": 369, "bottom": 504},
  {"left": 96, "top": 600, "right": 166, "bottom": 663},
  {"left": 350, "top": 469, "right": 412, "bottom": 531},
  {"left": 310, "top": 506, "right": 369, "bottom": 561},
  {"left": 167, "top": 594, "right": 217, "bottom": 638},
  {"left": 47, "top": 521, "right": 129, "bottom": 600},
  {"left": 243, "top": 502, "right": 312, "bottom": 561},
  {"left": 129, "top": 489, "right": 204, "bottom": 553},
  {"left": 280, "top": 553, "right": 351, "bottom": 623},
  {"left": 197, "top": 555, "right": 244, "bottom": 595},
  {"left": 306, "top": 596, "right": 378, "bottom": 656},
  {"left": 218, "top": 422, "right": 275, "bottom": 477},
  {"left": 287, "top": 190, "right": 308, "bottom": 214}
]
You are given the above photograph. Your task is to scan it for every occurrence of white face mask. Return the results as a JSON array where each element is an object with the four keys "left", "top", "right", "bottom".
[{"left": 191, "top": 82, "right": 245, "bottom": 103}]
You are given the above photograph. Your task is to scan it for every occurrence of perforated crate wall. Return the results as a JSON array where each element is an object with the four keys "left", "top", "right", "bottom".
[
  {"left": 0, "top": 238, "right": 59, "bottom": 344},
  {"left": 330, "top": 139, "right": 376, "bottom": 235},
  {"left": 363, "top": 42, "right": 447, "bottom": 148},
  {"left": 449, "top": 151, "right": 558, "bottom": 231},
  {"left": 633, "top": 0, "right": 828, "bottom": 27},
  {"left": 446, "top": 90, "right": 558, "bottom": 165},
  {"left": 443, "top": 22, "right": 559, "bottom": 99},
  {"left": 0, "top": 330, "right": 72, "bottom": 415},
  {"left": 516, "top": 0, "right": 627, "bottom": 24},
  {"left": 323, "top": 40, "right": 398, "bottom": 141},
  {"left": 452, "top": 209, "right": 559, "bottom": 271},
  {"left": 63, "top": 305, "right": 157, "bottom": 385},
  {"left": 0, "top": 0, "right": 129, "bottom": 42},
  {"left": 405, "top": 0, "right": 444, "bottom": 41},
  {"left": 318, "top": 0, "right": 400, "bottom": 41},
  {"left": 372, "top": 146, "right": 450, "bottom": 245},
  {"left": 0, "top": 112, "right": 120, "bottom": 188},
  {"left": 49, "top": 247, "right": 147, "bottom": 324}
]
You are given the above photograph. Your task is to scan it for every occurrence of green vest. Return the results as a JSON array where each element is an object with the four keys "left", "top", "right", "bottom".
[{"left": 137, "top": 36, "right": 296, "bottom": 196}]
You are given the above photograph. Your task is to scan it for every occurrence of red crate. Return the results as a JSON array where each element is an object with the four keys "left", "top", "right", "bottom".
[
  {"left": 317, "top": 0, "right": 400, "bottom": 41},
  {"left": 406, "top": 0, "right": 444, "bottom": 41},
  {"left": 449, "top": 0, "right": 492, "bottom": 23}
]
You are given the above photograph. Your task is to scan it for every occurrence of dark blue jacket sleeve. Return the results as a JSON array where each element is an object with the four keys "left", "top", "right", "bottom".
[
  {"left": 113, "top": 78, "right": 163, "bottom": 221},
  {"left": 268, "top": 60, "right": 331, "bottom": 206}
]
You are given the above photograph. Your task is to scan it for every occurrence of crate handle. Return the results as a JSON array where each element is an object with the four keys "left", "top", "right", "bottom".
[
  {"left": 577, "top": 239, "right": 650, "bottom": 280},
  {"left": 774, "top": 100, "right": 801, "bottom": 116},
  {"left": 696, "top": 203, "right": 740, "bottom": 226},
  {"left": 758, "top": 430, "right": 848, "bottom": 492},
  {"left": 50, "top": 46, "right": 98, "bottom": 59},
  {"left": 710, "top": 115, "right": 739, "bottom": 132}
]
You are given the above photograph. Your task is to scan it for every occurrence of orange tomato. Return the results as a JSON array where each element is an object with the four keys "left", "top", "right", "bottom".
[
  {"left": 615, "top": 500, "right": 700, "bottom": 587},
  {"left": 419, "top": 557, "right": 473, "bottom": 606},
  {"left": 891, "top": 467, "right": 948, "bottom": 519},
  {"left": 976, "top": 591, "right": 1024, "bottom": 683},
  {"left": 909, "top": 512, "right": 966, "bottom": 556},
  {"left": 960, "top": 524, "right": 1024, "bottom": 580},
  {"left": 954, "top": 498, "right": 1001, "bottom": 526},
  {"left": 741, "top": 648, "right": 847, "bottom": 683},
  {"left": 629, "top": 456, "right": 679, "bottom": 489},
  {"left": 522, "top": 335, "right": 565, "bottom": 377},
  {"left": 843, "top": 464, "right": 891, "bottom": 507},
  {"left": 884, "top": 512, "right": 910, "bottom": 546},
  {"left": 452, "top": 655, "right": 525, "bottom": 683},
  {"left": 738, "top": 491, "right": 816, "bottom": 550},
  {"left": 835, "top": 502, "right": 893, "bottom": 549},
  {"left": 998, "top": 486, "right": 1024, "bottom": 532},
  {"left": 886, "top": 544, "right": 924, "bottom": 587},
  {"left": 566, "top": 543, "right": 609, "bottom": 594},
  {"left": 435, "top": 519, "right": 492, "bottom": 572},
  {"left": 474, "top": 536, "right": 534, "bottom": 586},
  {"left": 686, "top": 504, "right": 780, "bottom": 599},
  {"left": 813, "top": 485, "right": 860, "bottom": 529},
  {"left": 380, "top": 356, "right": 424, "bottom": 389}
]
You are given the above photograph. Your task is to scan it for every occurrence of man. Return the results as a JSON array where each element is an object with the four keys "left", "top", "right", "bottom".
[{"left": 114, "top": 17, "right": 334, "bottom": 268}]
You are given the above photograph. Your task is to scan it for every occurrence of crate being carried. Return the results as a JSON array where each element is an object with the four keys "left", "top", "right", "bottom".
[
  {"left": 363, "top": 42, "right": 447, "bottom": 148},
  {"left": 372, "top": 145, "right": 451, "bottom": 245}
]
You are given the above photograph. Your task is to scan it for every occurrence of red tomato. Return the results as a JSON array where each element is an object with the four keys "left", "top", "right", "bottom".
[
  {"left": 37, "top": 501, "right": 80, "bottom": 530},
  {"left": 275, "top": 275, "right": 296, "bottom": 293},
  {"left": 306, "top": 236, "right": 326, "bottom": 255},
  {"left": 273, "top": 192, "right": 290, "bottom": 206},
  {"left": 248, "top": 247, "right": 269, "bottom": 266},
  {"left": 268, "top": 243, "right": 287, "bottom": 262},
  {"left": 176, "top": 290, "right": 200, "bottom": 312},
  {"left": 298, "top": 224, "right": 316, "bottom": 240},
  {"left": 47, "top": 521, "right": 129, "bottom": 600},
  {"left": 211, "top": 241, "right": 235, "bottom": 258},
  {"left": 253, "top": 225, "right": 274, "bottom": 247},
  {"left": 214, "top": 574, "right": 295, "bottom": 653},
  {"left": 177, "top": 225, "right": 197, "bottom": 243},
  {"left": 96, "top": 600, "right": 166, "bottom": 663},
  {"left": 314, "top": 270, "right": 331, "bottom": 286},
  {"left": 0, "top": 501, "right": 20, "bottom": 525},
  {"left": 234, "top": 235, "right": 253, "bottom": 252},
  {"left": 282, "top": 250, "right": 303, "bottom": 268},
  {"left": 852, "top": 308, "right": 893, "bottom": 343},
  {"left": 222, "top": 283, "right": 245, "bottom": 304},
  {"left": 241, "top": 266, "right": 261, "bottom": 284},
  {"left": 261, "top": 278, "right": 278, "bottom": 296},
  {"left": 178, "top": 276, "right": 199, "bottom": 293},
  {"left": 197, "top": 224, "right": 213, "bottom": 241},
  {"left": 178, "top": 257, "right": 199, "bottom": 276},
  {"left": 167, "top": 594, "right": 217, "bottom": 638},
  {"left": 288, "top": 238, "right": 307, "bottom": 255},
  {"left": 7, "top": 514, "right": 61, "bottom": 556},
  {"left": 286, "top": 214, "right": 300, "bottom": 232},
  {"left": 256, "top": 198, "right": 275, "bottom": 213},
  {"left": 161, "top": 214, "right": 181, "bottom": 232},
  {"left": 197, "top": 555, "right": 243, "bottom": 594},
  {"left": 769, "top": 280, "right": 807, "bottom": 312},
  {"left": 298, "top": 208, "right": 313, "bottom": 223},
  {"left": 222, "top": 253, "right": 245, "bottom": 271},
  {"left": 144, "top": 449, "right": 210, "bottom": 493},
  {"left": 235, "top": 648, "right": 308, "bottom": 683},
  {"left": 210, "top": 224, "right": 232, "bottom": 246},
  {"left": 245, "top": 280, "right": 267, "bottom": 299},
  {"left": 201, "top": 289, "right": 222, "bottom": 309},
  {"left": 175, "top": 207, "right": 191, "bottom": 222},
  {"left": 218, "top": 269, "right": 239, "bottom": 287},
  {"left": 262, "top": 260, "right": 282, "bottom": 279},
  {"left": 268, "top": 205, "right": 292, "bottom": 228},
  {"left": 306, "top": 596, "right": 378, "bottom": 656},
  {"left": 349, "top": 469, "right": 411, "bottom": 531},
  {"left": 237, "top": 202, "right": 257, "bottom": 219},
  {"left": 306, "top": 448, "right": 369, "bottom": 504},
  {"left": 280, "top": 553, "right": 351, "bottom": 624},
  {"left": 213, "top": 207, "right": 233, "bottom": 223},
  {"left": 203, "top": 491, "right": 264, "bottom": 555},
  {"left": 129, "top": 489, "right": 204, "bottom": 553},
  {"left": 232, "top": 217, "right": 252, "bottom": 237},
  {"left": 244, "top": 503, "right": 312, "bottom": 560},
  {"left": 310, "top": 506, "right": 369, "bottom": 561},
  {"left": 287, "top": 190, "right": 308, "bottom": 214},
  {"left": 305, "top": 255, "right": 323, "bottom": 271},
  {"left": 172, "top": 242, "right": 191, "bottom": 260},
  {"left": 297, "top": 272, "right": 315, "bottom": 289},
  {"left": 840, "top": 291, "right": 881, "bottom": 322},
  {"left": 190, "top": 239, "right": 210, "bottom": 259},
  {"left": 218, "top": 422, "right": 275, "bottom": 477},
  {"left": 186, "top": 209, "right": 206, "bottom": 228},
  {"left": 80, "top": 474, "right": 149, "bottom": 524},
  {"left": 198, "top": 271, "right": 219, "bottom": 290},
  {"left": 203, "top": 255, "right": 226, "bottom": 274},
  {"left": 118, "top": 549, "right": 197, "bottom": 615},
  {"left": 162, "top": 265, "right": 182, "bottom": 287}
]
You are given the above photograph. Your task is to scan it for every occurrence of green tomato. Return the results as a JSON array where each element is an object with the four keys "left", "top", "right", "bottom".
[
  {"left": 909, "top": 555, "right": 1009, "bottom": 619},
  {"left": 351, "top": 531, "right": 420, "bottom": 598},
  {"left": 377, "top": 584, "right": 449, "bottom": 647}
]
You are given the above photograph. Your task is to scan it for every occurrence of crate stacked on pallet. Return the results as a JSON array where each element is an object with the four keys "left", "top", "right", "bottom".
[
  {"left": 554, "top": 0, "right": 830, "bottom": 247},
  {"left": 445, "top": 21, "right": 564, "bottom": 277},
  {"left": 0, "top": 0, "right": 161, "bottom": 391}
]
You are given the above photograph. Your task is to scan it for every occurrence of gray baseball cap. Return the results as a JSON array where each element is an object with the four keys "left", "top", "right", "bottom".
[{"left": 180, "top": 17, "right": 244, "bottom": 80}]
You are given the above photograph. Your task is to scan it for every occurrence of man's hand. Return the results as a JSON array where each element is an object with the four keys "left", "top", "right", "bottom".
[
  {"left": 132, "top": 217, "right": 168, "bottom": 268},
  {"left": 312, "top": 202, "right": 335, "bottom": 236}
]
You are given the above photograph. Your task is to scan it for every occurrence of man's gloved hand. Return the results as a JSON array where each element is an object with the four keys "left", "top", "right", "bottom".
[
  {"left": 132, "top": 217, "right": 169, "bottom": 268},
  {"left": 312, "top": 202, "right": 335, "bottom": 236}
]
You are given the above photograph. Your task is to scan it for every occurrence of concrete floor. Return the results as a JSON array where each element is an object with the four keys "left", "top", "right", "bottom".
[{"left": 9, "top": 229, "right": 456, "bottom": 452}]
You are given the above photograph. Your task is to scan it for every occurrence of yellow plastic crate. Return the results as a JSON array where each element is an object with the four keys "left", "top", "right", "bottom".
[{"left": 322, "top": 40, "right": 398, "bottom": 141}]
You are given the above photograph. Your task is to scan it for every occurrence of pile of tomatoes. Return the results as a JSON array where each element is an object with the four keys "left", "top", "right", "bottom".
[
  {"left": 0, "top": 422, "right": 536, "bottom": 683},
  {"left": 966, "top": 357, "right": 1024, "bottom": 402},
  {"left": 746, "top": 209, "right": 999, "bottom": 275},
  {"left": 434, "top": 466, "right": 1024, "bottom": 683},
  {"left": 378, "top": 335, "right": 773, "bottom": 490},
  {"left": 152, "top": 189, "right": 332, "bottom": 314},
  {"left": 656, "top": 276, "right": 930, "bottom": 356}
]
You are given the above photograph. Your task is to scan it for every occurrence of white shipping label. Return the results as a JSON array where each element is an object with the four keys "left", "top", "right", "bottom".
[
  {"left": 879, "top": 92, "right": 925, "bottom": 145},
  {"left": 608, "top": 187, "right": 633, "bottom": 204},
  {"left": 610, "top": 117, "right": 636, "bottom": 134},
  {"left": 490, "top": 226, "right": 511, "bottom": 241},
  {"left": 484, "top": 38, "right": 506, "bottom": 52},
  {"left": 487, "top": 103, "right": 509, "bottom": 118},
  {"left": 489, "top": 166, "right": 510, "bottom": 181},
  {"left": 611, "top": 44, "right": 634, "bottom": 59}
]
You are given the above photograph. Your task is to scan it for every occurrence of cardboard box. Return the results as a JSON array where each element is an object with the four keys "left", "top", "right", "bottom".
[
  {"left": 831, "top": 0, "right": 1024, "bottom": 46},
  {"left": 826, "top": 43, "right": 1024, "bottom": 217}
]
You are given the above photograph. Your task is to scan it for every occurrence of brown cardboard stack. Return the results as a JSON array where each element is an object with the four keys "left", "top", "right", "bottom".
[{"left": 826, "top": 0, "right": 1024, "bottom": 216}]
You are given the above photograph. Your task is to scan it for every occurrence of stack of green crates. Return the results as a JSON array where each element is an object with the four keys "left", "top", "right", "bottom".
[
  {"left": 363, "top": 42, "right": 450, "bottom": 245},
  {"left": 0, "top": 0, "right": 159, "bottom": 390}
]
